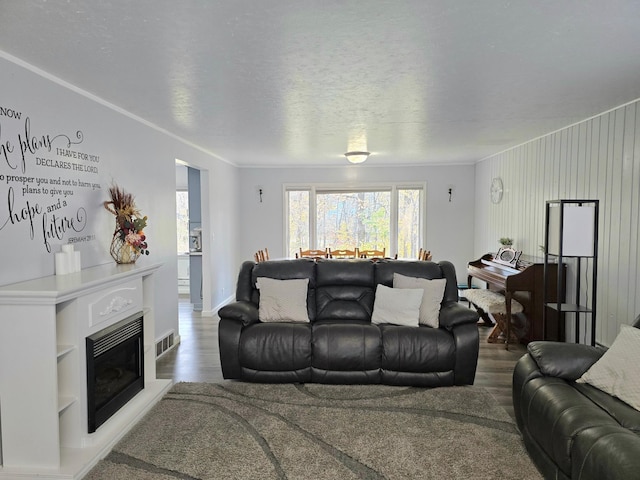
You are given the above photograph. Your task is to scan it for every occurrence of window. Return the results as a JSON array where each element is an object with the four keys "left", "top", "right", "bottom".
[
  {"left": 176, "top": 191, "right": 189, "bottom": 254},
  {"left": 397, "top": 188, "right": 422, "bottom": 259},
  {"left": 288, "top": 190, "right": 310, "bottom": 256},
  {"left": 316, "top": 190, "right": 390, "bottom": 251},
  {"left": 286, "top": 184, "right": 425, "bottom": 259}
]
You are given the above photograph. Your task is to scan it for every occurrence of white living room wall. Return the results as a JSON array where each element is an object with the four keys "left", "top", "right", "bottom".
[
  {"left": 238, "top": 164, "right": 475, "bottom": 283},
  {"left": 475, "top": 99, "right": 640, "bottom": 346},
  {"left": 0, "top": 54, "right": 239, "bottom": 335}
]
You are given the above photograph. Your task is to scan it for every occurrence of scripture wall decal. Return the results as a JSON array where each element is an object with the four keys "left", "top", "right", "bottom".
[{"left": 0, "top": 105, "right": 103, "bottom": 253}]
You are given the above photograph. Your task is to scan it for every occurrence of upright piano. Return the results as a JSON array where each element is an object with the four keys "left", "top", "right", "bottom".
[{"left": 467, "top": 252, "right": 565, "bottom": 343}]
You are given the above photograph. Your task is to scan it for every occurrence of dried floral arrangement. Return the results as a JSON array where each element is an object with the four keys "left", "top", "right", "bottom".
[{"left": 104, "top": 185, "right": 149, "bottom": 262}]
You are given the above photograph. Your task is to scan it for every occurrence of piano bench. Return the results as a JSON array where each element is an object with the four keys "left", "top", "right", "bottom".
[{"left": 460, "top": 289, "right": 524, "bottom": 347}]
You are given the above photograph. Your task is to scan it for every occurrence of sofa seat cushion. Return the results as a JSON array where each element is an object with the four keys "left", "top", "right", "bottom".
[
  {"left": 380, "top": 324, "right": 455, "bottom": 373},
  {"left": 239, "top": 323, "right": 312, "bottom": 372},
  {"left": 522, "top": 376, "right": 623, "bottom": 477},
  {"left": 311, "top": 323, "right": 381, "bottom": 383}
]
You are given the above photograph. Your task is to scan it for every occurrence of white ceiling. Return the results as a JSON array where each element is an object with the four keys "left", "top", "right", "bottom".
[{"left": 2, "top": 0, "right": 640, "bottom": 167}]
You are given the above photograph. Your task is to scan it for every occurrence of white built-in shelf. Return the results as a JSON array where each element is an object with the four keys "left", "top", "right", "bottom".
[
  {"left": 0, "top": 262, "right": 161, "bottom": 304},
  {"left": 0, "top": 261, "right": 171, "bottom": 480}
]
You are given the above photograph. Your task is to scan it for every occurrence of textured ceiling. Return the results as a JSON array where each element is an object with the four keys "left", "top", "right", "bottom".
[{"left": 2, "top": 0, "right": 640, "bottom": 167}]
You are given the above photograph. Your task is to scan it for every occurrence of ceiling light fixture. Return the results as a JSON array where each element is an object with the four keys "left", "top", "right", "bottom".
[{"left": 344, "top": 151, "right": 370, "bottom": 164}]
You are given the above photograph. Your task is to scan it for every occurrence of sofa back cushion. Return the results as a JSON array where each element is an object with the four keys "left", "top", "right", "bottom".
[
  {"left": 251, "top": 259, "right": 317, "bottom": 322},
  {"left": 375, "top": 260, "right": 442, "bottom": 284},
  {"left": 375, "top": 260, "right": 458, "bottom": 304},
  {"left": 315, "top": 260, "right": 375, "bottom": 322},
  {"left": 235, "top": 258, "right": 460, "bottom": 325}
]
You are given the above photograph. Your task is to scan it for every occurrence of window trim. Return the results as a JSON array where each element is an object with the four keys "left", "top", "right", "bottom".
[
  {"left": 283, "top": 182, "right": 426, "bottom": 258},
  {"left": 176, "top": 189, "right": 190, "bottom": 255}
]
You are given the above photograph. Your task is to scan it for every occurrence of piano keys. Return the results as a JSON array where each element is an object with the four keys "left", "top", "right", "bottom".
[{"left": 467, "top": 252, "right": 565, "bottom": 343}]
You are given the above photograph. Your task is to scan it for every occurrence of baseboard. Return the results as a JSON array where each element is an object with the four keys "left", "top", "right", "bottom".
[{"left": 202, "top": 294, "right": 235, "bottom": 317}]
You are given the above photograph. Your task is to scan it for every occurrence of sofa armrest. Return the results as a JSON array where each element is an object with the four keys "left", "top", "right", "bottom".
[
  {"left": 438, "top": 301, "right": 480, "bottom": 331},
  {"left": 218, "top": 300, "right": 260, "bottom": 326},
  {"left": 526, "top": 341, "right": 606, "bottom": 381}
]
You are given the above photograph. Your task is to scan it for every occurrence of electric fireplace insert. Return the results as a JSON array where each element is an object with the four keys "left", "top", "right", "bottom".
[{"left": 86, "top": 312, "right": 144, "bottom": 433}]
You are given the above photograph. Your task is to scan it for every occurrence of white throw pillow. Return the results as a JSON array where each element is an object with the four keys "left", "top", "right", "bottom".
[
  {"left": 256, "top": 277, "right": 310, "bottom": 323},
  {"left": 577, "top": 324, "right": 640, "bottom": 411},
  {"left": 393, "top": 273, "right": 446, "bottom": 328},
  {"left": 371, "top": 284, "right": 423, "bottom": 327}
]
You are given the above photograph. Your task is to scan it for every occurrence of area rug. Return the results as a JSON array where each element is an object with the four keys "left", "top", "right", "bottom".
[{"left": 85, "top": 382, "right": 542, "bottom": 480}]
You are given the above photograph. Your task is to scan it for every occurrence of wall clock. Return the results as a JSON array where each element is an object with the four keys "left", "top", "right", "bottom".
[{"left": 490, "top": 177, "right": 504, "bottom": 204}]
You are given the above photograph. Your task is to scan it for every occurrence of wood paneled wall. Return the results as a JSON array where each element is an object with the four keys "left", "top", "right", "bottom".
[{"left": 475, "top": 100, "right": 640, "bottom": 346}]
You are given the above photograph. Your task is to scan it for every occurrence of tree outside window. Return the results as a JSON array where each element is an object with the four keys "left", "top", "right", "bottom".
[{"left": 286, "top": 185, "right": 424, "bottom": 259}]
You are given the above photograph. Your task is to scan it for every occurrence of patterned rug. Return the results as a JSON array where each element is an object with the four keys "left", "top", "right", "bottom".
[{"left": 85, "top": 382, "right": 542, "bottom": 479}]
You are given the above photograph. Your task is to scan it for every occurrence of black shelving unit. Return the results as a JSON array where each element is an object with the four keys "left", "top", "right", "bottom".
[{"left": 543, "top": 199, "right": 599, "bottom": 346}]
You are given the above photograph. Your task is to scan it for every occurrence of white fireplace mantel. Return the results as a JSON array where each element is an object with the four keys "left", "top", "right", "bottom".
[{"left": 0, "top": 262, "right": 173, "bottom": 479}]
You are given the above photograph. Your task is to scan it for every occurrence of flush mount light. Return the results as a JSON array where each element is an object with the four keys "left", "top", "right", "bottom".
[{"left": 344, "top": 151, "right": 370, "bottom": 164}]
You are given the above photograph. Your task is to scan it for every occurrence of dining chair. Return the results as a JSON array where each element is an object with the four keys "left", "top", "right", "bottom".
[
  {"left": 418, "top": 248, "right": 432, "bottom": 261},
  {"left": 296, "top": 248, "right": 329, "bottom": 259},
  {"left": 359, "top": 248, "right": 386, "bottom": 259},
  {"left": 328, "top": 248, "right": 358, "bottom": 259}
]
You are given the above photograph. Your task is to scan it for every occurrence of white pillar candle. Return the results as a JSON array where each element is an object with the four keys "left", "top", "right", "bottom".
[
  {"left": 72, "top": 251, "right": 81, "bottom": 272},
  {"left": 55, "top": 252, "right": 69, "bottom": 275},
  {"left": 61, "top": 244, "right": 74, "bottom": 254}
]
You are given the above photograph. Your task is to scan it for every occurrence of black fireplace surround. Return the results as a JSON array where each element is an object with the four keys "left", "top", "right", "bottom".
[{"left": 86, "top": 312, "right": 144, "bottom": 433}]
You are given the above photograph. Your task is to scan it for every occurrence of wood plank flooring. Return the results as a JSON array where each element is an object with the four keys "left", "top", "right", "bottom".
[{"left": 156, "top": 297, "right": 528, "bottom": 420}]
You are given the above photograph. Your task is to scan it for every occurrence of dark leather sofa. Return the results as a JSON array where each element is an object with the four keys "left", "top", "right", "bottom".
[
  {"left": 513, "top": 317, "right": 640, "bottom": 480},
  {"left": 218, "top": 258, "right": 479, "bottom": 386}
]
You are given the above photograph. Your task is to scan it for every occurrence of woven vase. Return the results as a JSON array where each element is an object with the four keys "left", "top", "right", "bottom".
[{"left": 110, "top": 230, "right": 140, "bottom": 264}]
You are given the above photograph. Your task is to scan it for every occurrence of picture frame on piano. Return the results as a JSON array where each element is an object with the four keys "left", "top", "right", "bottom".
[{"left": 494, "top": 247, "right": 522, "bottom": 268}]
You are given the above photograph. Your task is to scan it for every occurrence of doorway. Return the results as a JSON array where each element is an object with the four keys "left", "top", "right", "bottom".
[{"left": 175, "top": 162, "right": 203, "bottom": 311}]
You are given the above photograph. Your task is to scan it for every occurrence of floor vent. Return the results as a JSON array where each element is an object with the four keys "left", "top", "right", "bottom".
[{"left": 155, "top": 331, "right": 176, "bottom": 358}]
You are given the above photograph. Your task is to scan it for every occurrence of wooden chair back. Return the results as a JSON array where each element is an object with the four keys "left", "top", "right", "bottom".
[
  {"left": 296, "top": 248, "right": 328, "bottom": 259},
  {"left": 329, "top": 248, "right": 358, "bottom": 259},
  {"left": 418, "top": 248, "right": 432, "bottom": 261},
  {"left": 254, "top": 248, "right": 270, "bottom": 262},
  {"left": 359, "top": 248, "right": 386, "bottom": 259}
]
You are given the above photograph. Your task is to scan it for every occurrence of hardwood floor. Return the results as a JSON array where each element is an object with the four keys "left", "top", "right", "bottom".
[
  {"left": 475, "top": 322, "right": 528, "bottom": 420},
  {"left": 156, "top": 296, "right": 224, "bottom": 383},
  {"left": 157, "top": 297, "right": 528, "bottom": 420}
]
